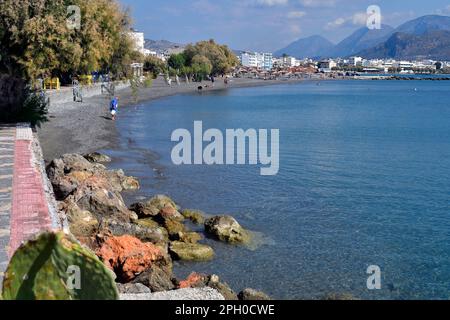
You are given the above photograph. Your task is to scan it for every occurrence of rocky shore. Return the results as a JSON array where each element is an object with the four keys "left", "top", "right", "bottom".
[{"left": 46, "top": 152, "right": 270, "bottom": 300}]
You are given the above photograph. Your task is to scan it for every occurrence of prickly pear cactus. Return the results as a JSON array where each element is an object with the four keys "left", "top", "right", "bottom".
[{"left": 1, "top": 232, "right": 119, "bottom": 300}]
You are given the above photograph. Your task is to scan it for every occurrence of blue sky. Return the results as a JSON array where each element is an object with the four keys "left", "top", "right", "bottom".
[{"left": 119, "top": 0, "right": 450, "bottom": 51}]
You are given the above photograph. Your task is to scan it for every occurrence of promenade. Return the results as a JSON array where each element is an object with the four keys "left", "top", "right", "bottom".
[{"left": 0, "top": 124, "right": 55, "bottom": 287}]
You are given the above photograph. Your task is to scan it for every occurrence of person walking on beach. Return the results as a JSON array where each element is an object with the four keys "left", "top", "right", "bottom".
[
  {"left": 210, "top": 75, "right": 215, "bottom": 87},
  {"left": 110, "top": 96, "right": 119, "bottom": 121}
]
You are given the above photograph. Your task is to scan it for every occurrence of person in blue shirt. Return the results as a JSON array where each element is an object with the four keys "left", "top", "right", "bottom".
[{"left": 110, "top": 96, "right": 119, "bottom": 121}]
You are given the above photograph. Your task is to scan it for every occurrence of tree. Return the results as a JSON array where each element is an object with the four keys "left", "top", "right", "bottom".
[
  {"left": 168, "top": 53, "right": 186, "bottom": 71},
  {"left": 191, "top": 55, "right": 212, "bottom": 81},
  {"left": 0, "top": 0, "right": 135, "bottom": 81},
  {"left": 143, "top": 56, "right": 166, "bottom": 78},
  {"left": 183, "top": 39, "right": 239, "bottom": 76}
]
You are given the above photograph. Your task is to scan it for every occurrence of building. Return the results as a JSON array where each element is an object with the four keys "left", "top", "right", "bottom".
[
  {"left": 240, "top": 52, "right": 273, "bottom": 70},
  {"left": 317, "top": 59, "right": 337, "bottom": 70},
  {"left": 128, "top": 29, "right": 145, "bottom": 54},
  {"left": 349, "top": 56, "right": 363, "bottom": 66}
]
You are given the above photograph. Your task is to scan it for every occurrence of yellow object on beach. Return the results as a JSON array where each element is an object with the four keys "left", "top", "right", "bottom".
[
  {"left": 44, "top": 77, "right": 60, "bottom": 90},
  {"left": 79, "top": 75, "right": 93, "bottom": 86}
]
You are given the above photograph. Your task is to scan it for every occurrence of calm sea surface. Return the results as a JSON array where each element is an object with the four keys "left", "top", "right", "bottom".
[{"left": 105, "top": 80, "right": 450, "bottom": 299}]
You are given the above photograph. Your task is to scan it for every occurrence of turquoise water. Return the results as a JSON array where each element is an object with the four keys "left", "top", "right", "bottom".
[{"left": 107, "top": 80, "right": 450, "bottom": 299}]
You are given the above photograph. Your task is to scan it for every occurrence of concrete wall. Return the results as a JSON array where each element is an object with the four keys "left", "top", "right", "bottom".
[{"left": 46, "top": 81, "right": 130, "bottom": 107}]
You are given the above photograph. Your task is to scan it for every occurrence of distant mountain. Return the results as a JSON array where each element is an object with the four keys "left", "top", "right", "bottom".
[
  {"left": 358, "top": 30, "right": 450, "bottom": 60},
  {"left": 356, "top": 15, "right": 450, "bottom": 60},
  {"left": 330, "top": 25, "right": 394, "bottom": 58},
  {"left": 144, "top": 39, "right": 185, "bottom": 53},
  {"left": 394, "top": 15, "right": 450, "bottom": 35},
  {"left": 274, "top": 35, "right": 334, "bottom": 59}
]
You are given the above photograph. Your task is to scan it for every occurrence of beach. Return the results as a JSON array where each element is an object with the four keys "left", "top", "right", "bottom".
[{"left": 37, "top": 77, "right": 303, "bottom": 162}]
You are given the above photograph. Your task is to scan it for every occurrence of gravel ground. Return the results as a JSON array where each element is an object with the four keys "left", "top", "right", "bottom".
[{"left": 120, "top": 287, "right": 225, "bottom": 301}]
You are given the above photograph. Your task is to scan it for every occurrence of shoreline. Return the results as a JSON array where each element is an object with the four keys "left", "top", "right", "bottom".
[{"left": 37, "top": 77, "right": 305, "bottom": 162}]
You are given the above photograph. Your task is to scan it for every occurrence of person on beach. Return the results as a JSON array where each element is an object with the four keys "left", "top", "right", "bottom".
[
  {"left": 110, "top": 96, "right": 119, "bottom": 121},
  {"left": 211, "top": 75, "right": 215, "bottom": 87}
]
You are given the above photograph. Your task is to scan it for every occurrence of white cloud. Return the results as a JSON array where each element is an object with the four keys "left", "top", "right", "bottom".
[
  {"left": 435, "top": 5, "right": 450, "bottom": 15},
  {"left": 325, "top": 11, "right": 369, "bottom": 30},
  {"left": 287, "top": 11, "right": 306, "bottom": 19},
  {"left": 299, "top": 0, "right": 336, "bottom": 8},
  {"left": 255, "top": 0, "right": 289, "bottom": 6}
]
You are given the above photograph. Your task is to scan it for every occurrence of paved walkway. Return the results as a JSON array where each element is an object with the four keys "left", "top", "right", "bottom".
[
  {"left": 0, "top": 124, "right": 53, "bottom": 288},
  {"left": 0, "top": 125, "right": 15, "bottom": 287}
]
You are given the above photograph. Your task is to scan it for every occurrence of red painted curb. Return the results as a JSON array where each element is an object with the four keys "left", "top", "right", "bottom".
[{"left": 9, "top": 139, "right": 52, "bottom": 256}]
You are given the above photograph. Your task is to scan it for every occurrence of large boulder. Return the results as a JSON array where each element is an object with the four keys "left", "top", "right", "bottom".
[
  {"left": 162, "top": 219, "right": 187, "bottom": 239},
  {"left": 169, "top": 241, "right": 214, "bottom": 261},
  {"left": 132, "top": 265, "right": 175, "bottom": 292},
  {"left": 83, "top": 152, "right": 112, "bottom": 163},
  {"left": 64, "top": 201, "right": 99, "bottom": 238},
  {"left": 176, "top": 231, "right": 203, "bottom": 244},
  {"left": 96, "top": 235, "right": 170, "bottom": 282},
  {"left": 204, "top": 216, "right": 250, "bottom": 244},
  {"left": 101, "top": 219, "right": 169, "bottom": 244},
  {"left": 129, "top": 195, "right": 180, "bottom": 219},
  {"left": 105, "top": 169, "right": 140, "bottom": 192},
  {"left": 74, "top": 185, "right": 137, "bottom": 223},
  {"left": 238, "top": 288, "right": 271, "bottom": 301}
]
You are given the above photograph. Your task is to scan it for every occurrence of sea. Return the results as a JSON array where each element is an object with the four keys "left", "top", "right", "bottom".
[{"left": 104, "top": 79, "right": 450, "bottom": 299}]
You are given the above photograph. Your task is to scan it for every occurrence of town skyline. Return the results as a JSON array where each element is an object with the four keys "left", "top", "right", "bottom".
[{"left": 119, "top": 0, "right": 450, "bottom": 52}]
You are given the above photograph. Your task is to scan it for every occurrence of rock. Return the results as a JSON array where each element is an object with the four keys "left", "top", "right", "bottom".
[
  {"left": 238, "top": 288, "right": 271, "bottom": 301},
  {"left": 130, "top": 195, "right": 180, "bottom": 219},
  {"left": 74, "top": 186, "right": 137, "bottom": 223},
  {"left": 132, "top": 265, "right": 175, "bottom": 292},
  {"left": 181, "top": 209, "right": 206, "bottom": 225},
  {"left": 120, "top": 288, "right": 225, "bottom": 301},
  {"left": 163, "top": 219, "right": 187, "bottom": 238},
  {"left": 47, "top": 154, "right": 139, "bottom": 222},
  {"left": 205, "top": 275, "right": 238, "bottom": 301},
  {"left": 129, "top": 202, "right": 159, "bottom": 218},
  {"left": 135, "top": 218, "right": 161, "bottom": 229},
  {"left": 177, "top": 231, "right": 202, "bottom": 244},
  {"left": 83, "top": 152, "right": 112, "bottom": 163},
  {"left": 158, "top": 205, "right": 184, "bottom": 222},
  {"left": 65, "top": 202, "right": 99, "bottom": 238},
  {"left": 177, "top": 273, "right": 238, "bottom": 300},
  {"left": 106, "top": 169, "right": 140, "bottom": 191},
  {"left": 169, "top": 241, "right": 214, "bottom": 261},
  {"left": 96, "top": 235, "right": 169, "bottom": 282},
  {"left": 178, "top": 272, "right": 206, "bottom": 289},
  {"left": 117, "top": 283, "right": 151, "bottom": 294},
  {"left": 121, "top": 176, "right": 140, "bottom": 190},
  {"left": 102, "top": 219, "right": 169, "bottom": 244},
  {"left": 204, "top": 215, "right": 250, "bottom": 244}
]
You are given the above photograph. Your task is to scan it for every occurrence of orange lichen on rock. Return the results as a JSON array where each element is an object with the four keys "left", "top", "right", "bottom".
[{"left": 96, "top": 235, "right": 164, "bottom": 282}]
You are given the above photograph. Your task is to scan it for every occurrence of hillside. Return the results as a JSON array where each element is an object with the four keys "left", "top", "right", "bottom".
[
  {"left": 274, "top": 35, "right": 334, "bottom": 59},
  {"left": 330, "top": 25, "right": 394, "bottom": 57},
  {"left": 358, "top": 30, "right": 450, "bottom": 60},
  {"left": 144, "top": 39, "right": 185, "bottom": 53}
]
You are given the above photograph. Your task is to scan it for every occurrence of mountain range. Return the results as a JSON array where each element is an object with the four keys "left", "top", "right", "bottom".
[
  {"left": 275, "top": 15, "right": 450, "bottom": 60},
  {"left": 144, "top": 39, "right": 185, "bottom": 53}
]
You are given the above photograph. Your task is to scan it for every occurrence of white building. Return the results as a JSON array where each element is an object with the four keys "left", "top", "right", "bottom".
[
  {"left": 128, "top": 29, "right": 145, "bottom": 54},
  {"left": 318, "top": 59, "right": 337, "bottom": 71},
  {"left": 349, "top": 56, "right": 363, "bottom": 66},
  {"left": 240, "top": 52, "right": 273, "bottom": 70}
]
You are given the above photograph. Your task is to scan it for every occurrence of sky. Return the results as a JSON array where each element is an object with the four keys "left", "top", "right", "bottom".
[{"left": 119, "top": 0, "right": 450, "bottom": 52}]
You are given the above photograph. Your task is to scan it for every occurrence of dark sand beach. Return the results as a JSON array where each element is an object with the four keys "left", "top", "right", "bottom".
[{"left": 37, "top": 77, "right": 303, "bottom": 161}]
